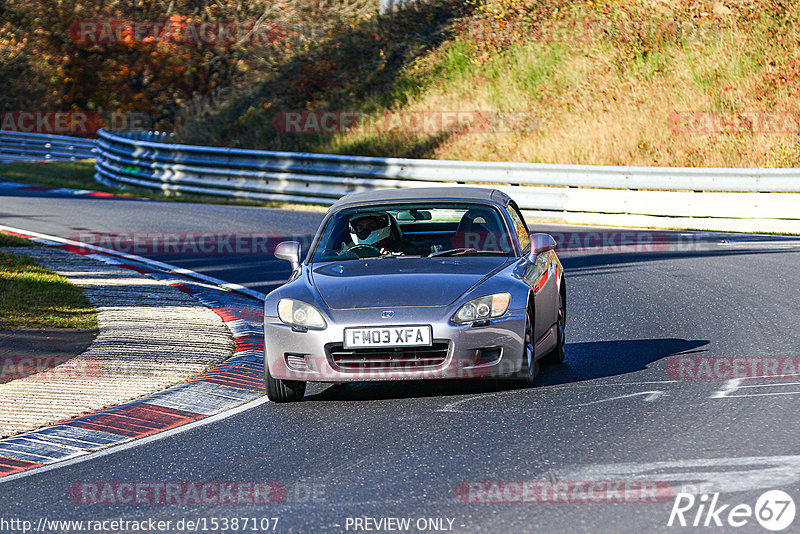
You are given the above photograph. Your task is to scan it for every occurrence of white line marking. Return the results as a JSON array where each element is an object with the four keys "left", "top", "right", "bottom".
[
  {"left": 524, "top": 380, "right": 680, "bottom": 394},
  {"left": 710, "top": 377, "right": 800, "bottom": 397},
  {"left": 735, "top": 381, "right": 800, "bottom": 389},
  {"left": 709, "top": 379, "right": 742, "bottom": 398},
  {"left": 435, "top": 381, "right": 680, "bottom": 412},
  {"left": 564, "top": 390, "right": 666, "bottom": 407},
  {"left": 0, "top": 224, "right": 267, "bottom": 301},
  {"left": 435, "top": 391, "right": 512, "bottom": 413},
  {"left": 550, "top": 380, "right": 679, "bottom": 389},
  {"left": 0, "top": 395, "right": 270, "bottom": 485},
  {"left": 716, "top": 391, "right": 800, "bottom": 398},
  {"left": 556, "top": 455, "right": 800, "bottom": 495},
  {"left": 718, "top": 241, "right": 800, "bottom": 249},
  {"left": 725, "top": 374, "right": 800, "bottom": 380}
]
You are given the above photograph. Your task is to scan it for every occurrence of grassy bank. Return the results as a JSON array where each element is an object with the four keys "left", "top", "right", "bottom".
[
  {"left": 0, "top": 161, "right": 120, "bottom": 193},
  {"left": 0, "top": 161, "right": 327, "bottom": 210},
  {"left": 0, "top": 160, "right": 249, "bottom": 203},
  {"left": 174, "top": 0, "right": 800, "bottom": 168},
  {"left": 0, "top": 233, "right": 34, "bottom": 247},
  {"left": 0, "top": 245, "right": 97, "bottom": 329}
]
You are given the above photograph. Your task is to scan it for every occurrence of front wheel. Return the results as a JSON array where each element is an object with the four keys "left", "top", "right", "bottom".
[
  {"left": 265, "top": 365, "right": 306, "bottom": 402},
  {"left": 540, "top": 288, "right": 566, "bottom": 365},
  {"left": 515, "top": 304, "right": 539, "bottom": 386}
]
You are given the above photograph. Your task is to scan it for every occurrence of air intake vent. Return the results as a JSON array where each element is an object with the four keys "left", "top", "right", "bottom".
[{"left": 326, "top": 342, "right": 449, "bottom": 371}]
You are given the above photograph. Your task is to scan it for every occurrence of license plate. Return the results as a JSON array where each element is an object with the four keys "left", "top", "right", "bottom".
[{"left": 343, "top": 325, "right": 432, "bottom": 349}]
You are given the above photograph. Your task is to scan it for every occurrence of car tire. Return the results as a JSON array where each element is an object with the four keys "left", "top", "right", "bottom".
[
  {"left": 540, "top": 286, "right": 566, "bottom": 365},
  {"left": 265, "top": 365, "right": 306, "bottom": 402},
  {"left": 515, "top": 303, "right": 539, "bottom": 386}
]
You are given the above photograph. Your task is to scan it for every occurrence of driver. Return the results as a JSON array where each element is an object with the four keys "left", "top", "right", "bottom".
[{"left": 340, "top": 211, "right": 410, "bottom": 256}]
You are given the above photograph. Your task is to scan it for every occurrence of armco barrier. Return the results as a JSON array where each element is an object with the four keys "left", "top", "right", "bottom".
[
  {"left": 3, "top": 129, "right": 800, "bottom": 232},
  {"left": 0, "top": 130, "right": 97, "bottom": 161}
]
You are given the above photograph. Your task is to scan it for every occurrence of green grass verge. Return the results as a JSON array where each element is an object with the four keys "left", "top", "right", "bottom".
[
  {"left": 0, "top": 160, "right": 117, "bottom": 193},
  {"left": 0, "top": 233, "right": 35, "bottom": 247},
  {"left": 0, "top": 248, "right": 97, "bottom": 329},
  {"left": 0, "top": 160, "right": 328, "bottom": 211}
]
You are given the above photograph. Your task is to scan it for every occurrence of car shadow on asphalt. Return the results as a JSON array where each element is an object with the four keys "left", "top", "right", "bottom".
[
  {"left": 534, "top": 337, "right": 709, "bottom": 387},
  {"left": 304, "top": 376, "right": 504, "bottom": 402},
  {"left": 302, "top": 337, "right": 709, "bottom": 402}
]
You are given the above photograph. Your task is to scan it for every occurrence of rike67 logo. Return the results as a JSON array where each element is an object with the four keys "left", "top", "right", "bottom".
[{"left": 668, "top": 490, "right": 796, "bottom": 531}]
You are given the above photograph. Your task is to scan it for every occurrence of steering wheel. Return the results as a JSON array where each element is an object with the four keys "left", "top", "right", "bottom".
[{"left": 345, "top": 244, "right": 382, "bottom": 258}]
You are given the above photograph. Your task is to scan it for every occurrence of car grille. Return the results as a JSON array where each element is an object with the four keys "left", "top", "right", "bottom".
[{"left": 326, "top": 342, "right": 450, "bottom": 371}]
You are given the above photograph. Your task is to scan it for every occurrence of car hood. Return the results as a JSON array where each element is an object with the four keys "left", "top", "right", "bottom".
[{"left": 311, "top": 257, "right": 511, "bottom": 309}]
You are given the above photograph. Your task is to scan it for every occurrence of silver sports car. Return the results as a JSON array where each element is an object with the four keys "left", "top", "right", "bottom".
[{"left": 263, "top": 187, "right": 565, "bottom": 402}]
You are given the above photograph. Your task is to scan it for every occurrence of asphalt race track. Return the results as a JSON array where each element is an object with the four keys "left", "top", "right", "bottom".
[{"left": 2, "top": 186, "right": 800, "bottom": 533}]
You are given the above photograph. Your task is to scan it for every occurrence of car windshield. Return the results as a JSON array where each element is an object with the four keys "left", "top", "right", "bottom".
[{"left": 311, "top": 202, "right": 516, "bottom": 261}]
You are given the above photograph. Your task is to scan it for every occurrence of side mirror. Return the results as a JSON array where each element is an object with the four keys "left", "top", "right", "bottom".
[
  {"left": 529, "top": 233, "right": 556, "bottom": 258},
  {"left": 275, "top": 241, "right": 301, "bottom": 270}
]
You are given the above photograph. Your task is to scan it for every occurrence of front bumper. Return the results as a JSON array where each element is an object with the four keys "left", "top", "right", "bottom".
[{"left": 264, "top": 306, "right": 526, "bottom": 382}]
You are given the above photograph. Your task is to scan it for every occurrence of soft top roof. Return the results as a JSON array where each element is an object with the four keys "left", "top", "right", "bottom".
[{"left": 329, "top": 187, "right": 512, "bottom": 211}]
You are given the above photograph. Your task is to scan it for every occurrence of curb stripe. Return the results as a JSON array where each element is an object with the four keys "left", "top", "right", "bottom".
[
  {"left": 193, "top": 373, "right": 264, "bottom": 391},
  {"left": 67, "top": 403, "right": 204, "bottom": 439},
  {"left": 212, "top": 307, "right": 264, "bottom": 322},
  {"left": 145, "top": 383, "right": 262, "bottom": 415},
  {"left": 0, "top": 456, "right": 41, "bottom": 476},
  {"left": 0, "top": 225, "right": 272, "bottom": 478},
  {"left": 20, "top": 426, "right": 124, "bottom": 449}
]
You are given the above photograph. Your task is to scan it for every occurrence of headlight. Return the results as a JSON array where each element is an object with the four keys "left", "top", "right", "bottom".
[
  {"left": 452, "top": 293, "right": 511, "bottom": 324},
  {"left": 278, "top": 299, "right": 327, "bottom": 329}
]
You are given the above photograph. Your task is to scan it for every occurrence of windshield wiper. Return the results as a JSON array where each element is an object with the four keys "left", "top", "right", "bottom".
[
  {"left": 428, "top": 247, "right": 485, "bottom": 258},
  {"left": 429, "top": 248, "right": 509, "bottom": 257},
  {"left": 429, "top": 247, "right": 476, "bottom": 257}
]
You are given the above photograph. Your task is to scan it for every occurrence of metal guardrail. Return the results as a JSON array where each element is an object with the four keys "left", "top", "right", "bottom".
[
  {"left": 3, "top": 128, "right": 800, "bottom": 232},
  {"left": 93, "top": 129, "right": 800, "bottom": 232},
  {"left": 0, "top": 130, "right": 97, "bottom": 161}
]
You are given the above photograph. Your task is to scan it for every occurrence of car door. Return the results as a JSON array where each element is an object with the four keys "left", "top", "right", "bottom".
[
  {"left": 508, "top": 202, "right": 558, "bottom": 344},
  {"left": 531, "top": 249, "right": 558, "bottom": 346}
]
